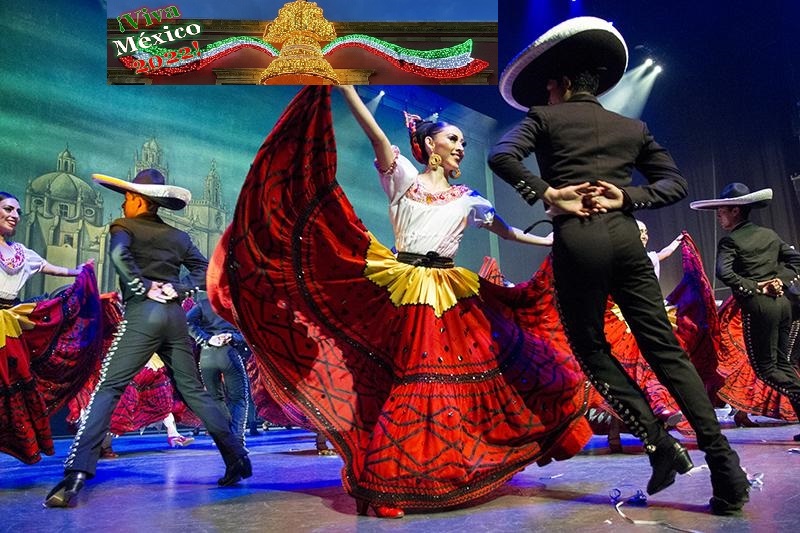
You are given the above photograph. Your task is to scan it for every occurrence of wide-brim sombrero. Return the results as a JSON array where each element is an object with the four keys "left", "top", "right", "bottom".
[
  {"left": 689, "top": 182, "right": 772, "bottom": 210},
  {"left": 92, "top": 171, "right": 191, "bottom": 210},
  {"left": 499, "top": 16, "right": 628, "bottom": 111}
]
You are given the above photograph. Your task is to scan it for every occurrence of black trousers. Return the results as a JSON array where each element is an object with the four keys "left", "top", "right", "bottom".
[
  {"left": 65, "top": 300, "right": 246, "bottom": 477},
  {"left": 552, "top": 212, "right": 741, "bottom": 479},
  {"left": 740, "top": 293, "right": 800, "bottom": 416},
  {"left": 199, "top": 345, "right": 249, "bottom": 443}
]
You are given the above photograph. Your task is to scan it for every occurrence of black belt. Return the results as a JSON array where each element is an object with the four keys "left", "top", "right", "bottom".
[
  {"left": 0, "top": 297, "right": 20, "bottom": 309},
  {"left": 396, "top": 251, "right": 454, "bottom": 269}
]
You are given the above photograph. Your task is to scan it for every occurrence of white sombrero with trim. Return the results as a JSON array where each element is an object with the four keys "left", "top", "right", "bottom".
[
  {"left": 92, "top": 169, "right": 191, "bottom": 210},
  {"left": 499, "top": 16, "right": 628, "bottom": 111},
  {"left": 689, "top": 182, "right": 772, "bottom": 210}
]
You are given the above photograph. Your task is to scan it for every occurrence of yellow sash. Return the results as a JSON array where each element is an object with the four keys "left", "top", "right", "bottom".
[
  {"left": 363, "top": 233, "right": 480, "bottom": 318},
  {"left": 0, "top": 303, "right": 37, "bottom": 349}
]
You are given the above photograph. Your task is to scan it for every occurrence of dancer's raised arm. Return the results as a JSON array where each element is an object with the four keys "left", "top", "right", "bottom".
[{"left": 336, "top": 85, "right": 395, "bottom": 172}]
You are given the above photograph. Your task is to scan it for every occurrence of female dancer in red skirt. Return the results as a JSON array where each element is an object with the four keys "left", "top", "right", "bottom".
[
  {"left": 0, "top": 191, "right": 103, "bottom": 464},
  {"left": 208, "top": 86, "right": 592, "bottom": 517}
]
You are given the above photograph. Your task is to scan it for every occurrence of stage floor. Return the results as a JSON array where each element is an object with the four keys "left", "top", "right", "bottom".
[{"left": 2, "top": 416, "right": 798, "bottom": 533}]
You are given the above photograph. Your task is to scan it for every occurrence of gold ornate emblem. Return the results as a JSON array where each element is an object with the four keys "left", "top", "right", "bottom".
[{"left": 260, "top": 0, "right": 339, "bottom": 85}]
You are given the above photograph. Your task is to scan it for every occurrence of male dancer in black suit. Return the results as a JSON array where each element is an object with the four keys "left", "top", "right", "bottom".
[
  {"left": 488, "top": 17, "right": 749, "bottom": 515},
  {"left": 187, "top": 291, "right": 251, "bottom": 447},
  {"left": 691, "top": 182, "right": 800, "bottom": 442},
  {"left": 45, "top": 169, "right": 251, "bottom": 508}
]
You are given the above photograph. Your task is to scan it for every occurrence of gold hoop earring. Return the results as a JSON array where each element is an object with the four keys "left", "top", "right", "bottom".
[
  {"left": 428, "top": 153, "right": 442, "bottom": 171},
  {"left": 448, "top": 168, "right": 461, "bottom": 179}
]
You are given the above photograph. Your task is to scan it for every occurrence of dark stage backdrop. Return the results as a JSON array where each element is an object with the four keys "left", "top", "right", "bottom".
[{"left": 493, "top": 0, "right": 800, "bottom": 297}]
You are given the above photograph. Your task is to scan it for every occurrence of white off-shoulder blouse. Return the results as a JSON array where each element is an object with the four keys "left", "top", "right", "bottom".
[
  {"left": 0, "top": 242, "right": 46, "bottom": 300},
  {"left": 378, "top": 149, "right": 495, "bottom": 259}
]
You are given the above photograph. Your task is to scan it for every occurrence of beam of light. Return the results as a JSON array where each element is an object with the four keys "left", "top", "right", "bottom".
[
  {"left": 364, "top": 90, "right": 384, "bottom": 114},
  {"left": 599, "top": 63, "right": 660, "bottom": 119},
  {"left": 644, "top": 58, "right": 654, "bottom": 67}
]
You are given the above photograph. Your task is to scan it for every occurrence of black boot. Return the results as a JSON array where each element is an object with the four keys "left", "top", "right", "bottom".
[
  {"left": 709, "top": 472, "right": 750, "bottom": 515},
  {"left": 704, "top": 446, "right": 750, "bottom": 516},
  {"left": 217, "top": 455, "right": 252, "bottom": 487},
  {"left": 44, "top": 471, "right": 87, "bottom": 508},
  {"left": 646, "top": 437, "right": 694, "bottom": 495}
]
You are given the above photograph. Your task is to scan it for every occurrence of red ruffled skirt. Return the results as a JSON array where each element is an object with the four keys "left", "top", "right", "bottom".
[
  {"left": 0, "top": 265, "right": 104, "bottom": 464},
  {"left": 208, "top": 86, "right": 592, "bottom": 510},
  {"left": 107, "top": 357, "right": 199, "bottom": 434},
  {"left": 715, "top": 296, "right": 798, "bottom": 421},
  {"left": 247, "top": 356, "right": 305, "bottom": 428}
]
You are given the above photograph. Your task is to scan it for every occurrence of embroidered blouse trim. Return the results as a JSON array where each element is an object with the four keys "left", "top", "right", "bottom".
[
  {"left": 405, "top": 181, "right": 470, "bottom": 205},
  {"left": 0, "top": 242, "right": 26, "bottom": 273},
  {"left": 374, "top": 146, "right": 400, "bottom": 176}
]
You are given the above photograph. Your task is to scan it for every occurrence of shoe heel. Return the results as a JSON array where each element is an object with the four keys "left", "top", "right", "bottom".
[
  {"left": 44, "top": 473, "right": 86, "bottom": 508},
  {"left": 217, "top": 455, "right": 252, "bottom": 486},
  {"left": 674, "top": 446, "right": 693, "bottom": 474},
  {"left": 241, "top": 457, "right": 253, "bottom": 479},
  {"left": 647, "top": 440, "right": 694, "bottom": 495},
  {"left": 733, "top": 411, "right": 759, "bottom": 428},
  {"left": 353, "top": 498, "right": 404, "bottom": 518}
]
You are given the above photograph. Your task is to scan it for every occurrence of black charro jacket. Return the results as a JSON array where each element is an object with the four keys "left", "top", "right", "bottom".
[
  {"left": 716, "top": 220, "right": 800, "bottom": 300},
  {"left": 186, "top": 296, "right": 246, "bottom": 350},
  {"left": 488, "top": 93, "right": 687, "bottom": 210},
  {"left": 109, "top": 213, "right": 208, "bottom": 303}
]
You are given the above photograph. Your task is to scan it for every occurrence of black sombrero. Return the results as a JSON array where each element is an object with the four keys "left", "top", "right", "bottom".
[
  {"left": 92, "top": 169, "right": 191, "bottom": 210},
  {"left": 499, "top": 16, "right": 628, "bottom": 111},
  {"left": 689, "top": 182, "right": 772, "bottom": 210}
]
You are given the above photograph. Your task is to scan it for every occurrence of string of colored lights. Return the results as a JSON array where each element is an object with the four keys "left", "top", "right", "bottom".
[
  {"left": 331, "top": 43, "right": 488, "bottom": 78},
  {"left": 118, "top": 37, "right": 279, "bottom": 75},
  {"left": 322, "top": 35, "right": 475, "bottom": 66},
  {"left": 117, "top": 35, "right": 487, "bottom": 78}
]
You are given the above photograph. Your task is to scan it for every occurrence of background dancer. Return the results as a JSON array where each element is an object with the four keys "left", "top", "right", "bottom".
[
  {"left": 691, "top": 182, "right": 800, "bottom": 442},
  {"left": 0, "top": 191, "right": 101, "bottom": 464},
  {"left": 187, "top": 291, "right": 250, "bottom": 448}
]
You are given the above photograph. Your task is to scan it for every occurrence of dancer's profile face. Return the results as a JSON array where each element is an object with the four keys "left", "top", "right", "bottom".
[
  {"left": 716, "top": 206, "right": 741, "bottom": 231},
  {"left": 638, "top": 224, "right": 649, "bottom": 247},
  {"left": 122, "top": 192, "right": 147, "bottom": 218},
  {"left": 426, "top": 125, "right": 465, "bottom": 176},
  {"left": 0, "top": 197, "right": 21, "bottom": 238}
]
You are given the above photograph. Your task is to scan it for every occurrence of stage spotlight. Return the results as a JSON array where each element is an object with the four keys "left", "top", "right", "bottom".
[
  {"left": 425, "top": 112, "right": 439, "bottom": 122},
  {"left": 569, "top": 0, "right": 584, "bottom": 17},
  {"left": 600, "top": 59, "right": 661, "bottom": 119},
  {"left": 364, "top": 89, "right": 384, "bottom": 114},
  {"left": 653, "top": 65, "right": 663, "bottom": 75}
]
